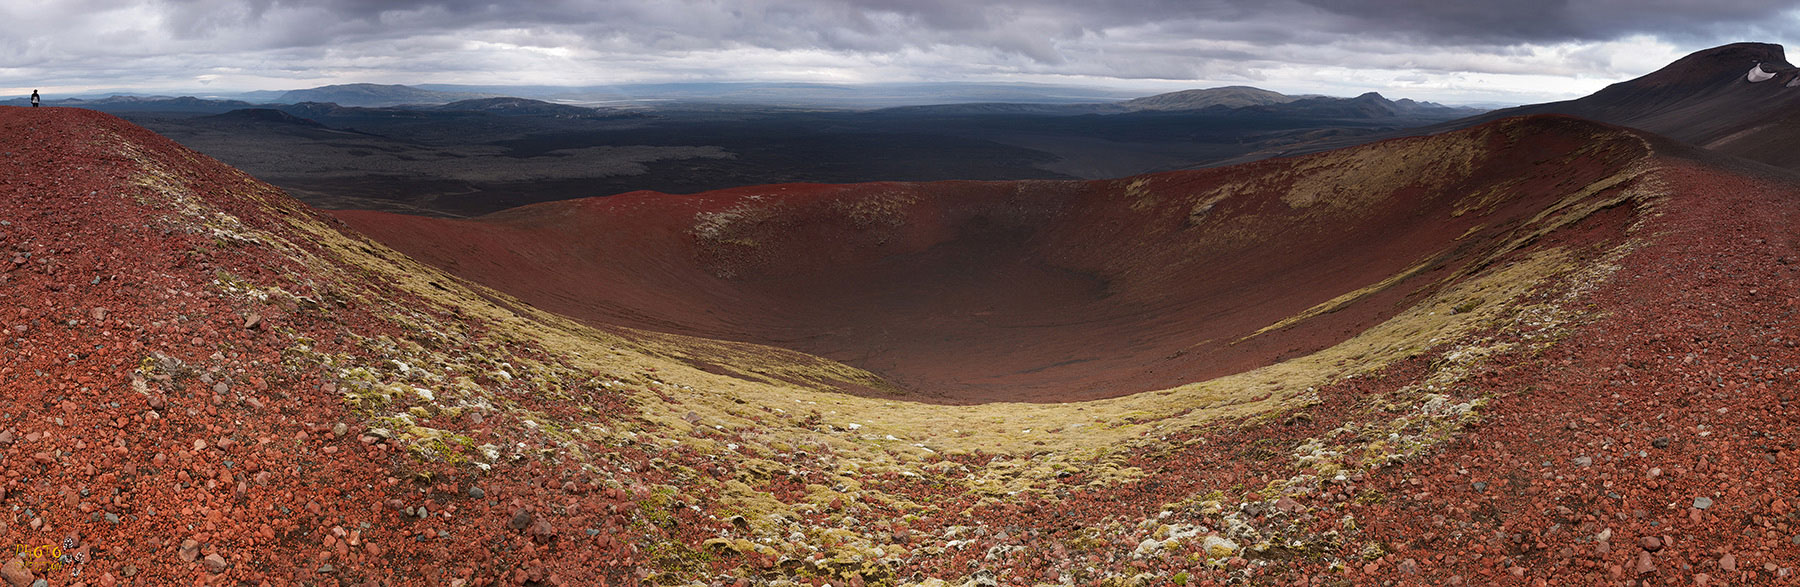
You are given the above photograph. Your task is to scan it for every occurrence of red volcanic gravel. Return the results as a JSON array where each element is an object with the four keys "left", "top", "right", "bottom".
[
  {"left": 1301, "top": 156, "right": 1800, "bottom": 586},
  {"left": 3, "top": 104, "right": 1800, "bottom": 587},
  {"left": 858, "top": 149, "right": 1800, "bottom": 585},
  {"left": 0, "top": 107, "right": 708, "bottom": 585}
]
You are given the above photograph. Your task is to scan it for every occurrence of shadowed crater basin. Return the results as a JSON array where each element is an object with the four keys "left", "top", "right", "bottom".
[{"left": 335, "top": 115, "right": 1649, "bottom": 403}]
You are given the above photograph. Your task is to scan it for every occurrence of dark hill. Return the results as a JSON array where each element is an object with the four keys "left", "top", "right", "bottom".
[
  {"left": 1492, "top": 43, "right": 1796, "bottom": 148},
  {"left": 1438, "top": 42, "right": 1800, "bottom": 169},
  {"left": 1122, "top": 86, "right": 1297, "bottom": 111},
  {"left": 433, "top": 97, "right": 640, "bottom": 119},
  {"left": 276, "top": 83, "right": 493, "bottom": 107},
  {"left": 201, "top": 108, "right": 326, "bottom": 127},
  {"left": 1206, "top": 42, "right": 1800, "bottom": 172}
]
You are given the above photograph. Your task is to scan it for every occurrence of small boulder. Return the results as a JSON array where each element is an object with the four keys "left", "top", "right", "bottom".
[
  {"left": 1, "top": 558, "right": 33, "bottom": 587},
  {"left": 508, "top": 508, "right": 533, "bottom": 531},
  {"left": 529, "top": 518, "right": 556, "bottom": 544},
  {"left": 1202, "top": 535, "right": 1239, "bottom": 558},
  {"left": 1636, "top": 552, "right": 1656, "bottom": 575}
]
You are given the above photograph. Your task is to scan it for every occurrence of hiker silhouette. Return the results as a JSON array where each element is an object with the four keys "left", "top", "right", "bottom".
[{"left": 30, "top": 90, "right": 38, "bottom": 107}]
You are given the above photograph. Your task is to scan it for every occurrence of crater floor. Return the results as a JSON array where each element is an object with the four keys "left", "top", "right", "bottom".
[{"left": 338, "top": 116, "right": 1650, "bottom": 403}]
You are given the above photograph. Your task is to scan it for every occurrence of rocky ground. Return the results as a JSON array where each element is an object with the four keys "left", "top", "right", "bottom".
[{"left": 0, "top": 106, "right": 1795, "bottom": 587}]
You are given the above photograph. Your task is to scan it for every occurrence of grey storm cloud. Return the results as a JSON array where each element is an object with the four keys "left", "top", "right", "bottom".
[
  {"left": 104, "top": 0, "right": 1800, "bottom": 56},
  {"left": 1289, "top": 0, "right": 1800, "bottom": 42},
  {"left": 3, "top": 0, "right": 1799, "bottom": 103}
]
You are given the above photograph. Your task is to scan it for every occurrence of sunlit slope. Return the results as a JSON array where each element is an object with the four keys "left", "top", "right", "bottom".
[{"left": 339, "top": 115, "right": 1654, "bottom": 402}]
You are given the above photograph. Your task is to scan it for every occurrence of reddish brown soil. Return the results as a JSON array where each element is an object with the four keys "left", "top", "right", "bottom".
[
  {"left": 338, "top": 116, "right": 1644, "bottom": 403},
  {"left": 896, "top": 147, "right": 1800, "bottom": 586},
  {"left": 7, "top": 102, "right": 1800, "bottom": 587},
  {"left": 0, "top": 107, "right": 687, "bottom": 585},
  {"left": 737, "top": 142, "right": 1795, "bottom": 586}
]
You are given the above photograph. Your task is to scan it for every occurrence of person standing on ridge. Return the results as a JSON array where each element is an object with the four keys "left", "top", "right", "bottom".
[{"left": 30, "top": 90, "right": 39, "bottom": 107}]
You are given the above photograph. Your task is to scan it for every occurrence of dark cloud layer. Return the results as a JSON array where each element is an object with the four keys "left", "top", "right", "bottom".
[
  {"left": 1294, "top": 0, "right": 1795, "bottom": 42},
  {"left": 2, "top": 1, "right": 1797, "bottom": 104}
]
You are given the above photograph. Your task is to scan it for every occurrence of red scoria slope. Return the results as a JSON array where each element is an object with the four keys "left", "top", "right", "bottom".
[
  {"left": 0, "top": 107, "right": 692, "bottom": 585},
  {"left": 338, "top": 114, "right": 1647, "bottom": 403},
  {"left": 5, "top": 105, "right": 1800, "bottom": 587}
]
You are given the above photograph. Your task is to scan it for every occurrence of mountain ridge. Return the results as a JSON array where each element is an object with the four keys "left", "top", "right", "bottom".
[{"left": 1229, "top": 42, "right": 1800, "bottom": 172}]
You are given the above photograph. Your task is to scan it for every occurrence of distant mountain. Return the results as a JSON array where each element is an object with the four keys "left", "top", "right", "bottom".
[
  {"left": 1200, "top": 41, "right": 1800, "bottom": 172},
  {"left": 1122, "top": 86, "right": 1296, "bottom": 111},
  {"left": 863, "top": 102, "right": 1127, "bottom": 116},
  {"left": 866, "top": 89, "right": 1480, "bottom": 120},
  {"left": 432, "top": 97, "right": 643, "bottom": 119},
  {"left": 275, "top": 84, "right": 494, "bottom": 107},
  {"left": 413, "top": 82, "right": 1142, "bottom": 109},
  {"left": 1390, "top": 97, "right": 1475, "bottom": 117},
  {"left": 1233, "top": 92, "right": 1483, "bottom": 120},
  {"left": 1457, "top": 42, "right": 1800, "bottom": 169},
  {"left": 0, "top": 95, "right": 257, "bottom": 113},
  {"left": 233, "top": 89, "right": 290, "bottom": 103}
]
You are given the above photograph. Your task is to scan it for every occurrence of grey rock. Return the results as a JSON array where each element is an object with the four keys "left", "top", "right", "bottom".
[
  {"left": 467, "top": 486, "right": 485, "bottom": 499},
  {"left": 1693, "top": 496, "right": 1713, "bottom": 510},
  {"left": 1651, "top": 437, "right": 1670, "bottom": 448},
  {"left": 508, "top": 508, "right": 533, "bottom": 531}
]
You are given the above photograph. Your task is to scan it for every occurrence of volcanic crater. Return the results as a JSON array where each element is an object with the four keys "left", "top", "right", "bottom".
[
  {"left": 10, "top": 41, "right": 1800, "bottom": 584},
  {"left": 338, "top": 115, "right": 1652, "bottom": 404}
]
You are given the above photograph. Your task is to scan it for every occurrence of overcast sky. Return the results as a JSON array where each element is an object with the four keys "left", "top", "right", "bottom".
[{"left": 3, "top": 1, "right": 1797, "bottom": 105}]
